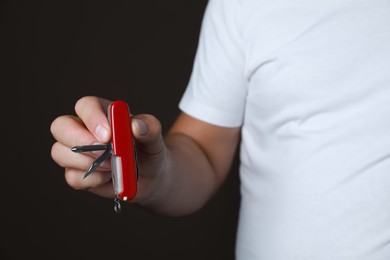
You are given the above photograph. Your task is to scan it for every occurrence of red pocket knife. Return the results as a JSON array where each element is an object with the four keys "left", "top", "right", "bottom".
[{"left": 71, "top": 100, "right": 138, "bottom": 213}]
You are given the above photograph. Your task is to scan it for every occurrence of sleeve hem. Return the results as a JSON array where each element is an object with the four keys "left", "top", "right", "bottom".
[{"left": 178, "top": 96, "right": 243, "bottom": 128}]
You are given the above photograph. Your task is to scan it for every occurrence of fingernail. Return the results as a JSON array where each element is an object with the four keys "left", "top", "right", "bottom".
[
  {"left": 132, "top": 118, "right": 148, "bottom": 135},
  {"left": 95, "top": 124, "right": 109, "bottom": 142}
]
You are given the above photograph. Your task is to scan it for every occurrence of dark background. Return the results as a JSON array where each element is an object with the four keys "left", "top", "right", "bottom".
[{"left": 1, "top": 1, "right": 241, "bottom": 260}]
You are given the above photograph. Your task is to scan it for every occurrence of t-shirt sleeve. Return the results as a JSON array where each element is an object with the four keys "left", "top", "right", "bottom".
[{"left": 178, "top": 0, "right": 247, "bottom": 127}]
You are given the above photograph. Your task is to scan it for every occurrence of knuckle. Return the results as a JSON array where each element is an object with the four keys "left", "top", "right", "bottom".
[
  {"left": 50, "top": 115, "right": 66, "bottom": 135},
  {"left": 51, "top": 142, "right": 65, "bottom": 167},
  {"left": 74, "top": 96, "right": 96, "bottom": 114},
  {"left": 64, "top": 170, "right": 84, "bottom": 190},
  {"left": 74, "top": 97, "right": 87, "bottom": 114}
]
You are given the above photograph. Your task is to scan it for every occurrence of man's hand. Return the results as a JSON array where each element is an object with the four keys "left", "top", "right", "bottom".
[
  {"left": 50, "top": 96, "right": 168, "bottom": 200},
  {"left": 50, "top": 95, "right": 240, "bottom": 216}
]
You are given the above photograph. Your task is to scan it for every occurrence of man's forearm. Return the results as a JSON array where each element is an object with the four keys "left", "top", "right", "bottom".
[{"left": 138, "top": 133, "right": 220, "bottom": 217}]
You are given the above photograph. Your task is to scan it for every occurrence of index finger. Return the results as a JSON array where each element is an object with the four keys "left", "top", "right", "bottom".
[{"left": 74, "top": 96, "right": 113, "bottom": 143}]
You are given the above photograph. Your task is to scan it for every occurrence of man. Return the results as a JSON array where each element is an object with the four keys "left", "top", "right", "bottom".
[{"left": 51, "top": 0, "right": 390, "bottom": 258}]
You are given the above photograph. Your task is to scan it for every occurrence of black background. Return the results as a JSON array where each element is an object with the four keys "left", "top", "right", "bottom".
[{"left": 1, "top": 1, "right": 241, "bottom": 260}]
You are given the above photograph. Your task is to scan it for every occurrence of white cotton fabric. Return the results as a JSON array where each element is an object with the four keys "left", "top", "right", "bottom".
[{"left": 179, "top": 0, "right": 390, "bottom": 259}]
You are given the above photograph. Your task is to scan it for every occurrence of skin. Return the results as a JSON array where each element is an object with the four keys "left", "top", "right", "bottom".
[{"left": 50, "top": 96, "right": 240, "bottom": 216}]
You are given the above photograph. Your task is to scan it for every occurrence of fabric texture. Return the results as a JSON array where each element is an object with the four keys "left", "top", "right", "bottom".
[{"left": 179, "top": 0, "right": 390, "bottom": 259}]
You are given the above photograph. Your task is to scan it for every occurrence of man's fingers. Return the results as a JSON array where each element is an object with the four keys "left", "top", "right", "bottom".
[
  {"left": 50, "top": 115, "right": 97, "bottom": 148},
  {"left": 64, "top": 168, "right": 113, "bottom": 193},
  {"left": 132, "top": 114, "right": 165, "bottom": 155},
  {"left": 74, "top": 96, "right": 112, "bottom": 143},
  {"left": 51, "top": 142, "right": 111, "bottom": 170}
]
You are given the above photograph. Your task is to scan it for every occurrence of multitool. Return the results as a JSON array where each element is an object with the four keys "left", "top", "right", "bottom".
[{"left": 72, "top": 100, "right": 138, "bottom": 213}]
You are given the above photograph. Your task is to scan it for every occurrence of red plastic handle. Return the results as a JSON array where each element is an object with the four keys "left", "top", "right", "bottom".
[{"left": 109, "top": 100, "right": 138, "bottom": 201}]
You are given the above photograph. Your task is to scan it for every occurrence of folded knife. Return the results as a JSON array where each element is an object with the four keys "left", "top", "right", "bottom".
[{"left": 72, "top": 100, "right": 138, "bottom": 213}]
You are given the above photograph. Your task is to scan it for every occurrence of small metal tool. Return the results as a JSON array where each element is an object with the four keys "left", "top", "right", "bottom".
[
  {"left": 72, "top": 144, "right": 112, "bottom": 179},
  {"left": 71, "top": 100, "right": 139, "bottom": 213}
]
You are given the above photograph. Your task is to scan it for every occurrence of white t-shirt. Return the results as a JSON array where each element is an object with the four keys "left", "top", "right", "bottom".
[{"left": 179, "top": 0, "right": 390, "bottom": 259}]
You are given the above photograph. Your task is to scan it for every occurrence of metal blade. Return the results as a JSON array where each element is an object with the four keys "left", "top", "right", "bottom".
[
  {"left": 72, "top": 144, "right": 110, "bottom": 153},
  {"left": 83, "top": 147, "right": 112, "bottom": 179}
]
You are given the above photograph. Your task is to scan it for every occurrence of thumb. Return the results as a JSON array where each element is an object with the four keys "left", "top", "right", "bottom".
[{"left": 132, "top": 114, "right": 164, "bottom": 155}]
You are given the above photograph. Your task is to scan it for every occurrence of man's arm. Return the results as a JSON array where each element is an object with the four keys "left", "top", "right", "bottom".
[{"left": 136, "top": 112, "right": 241, "bottom": 216}]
